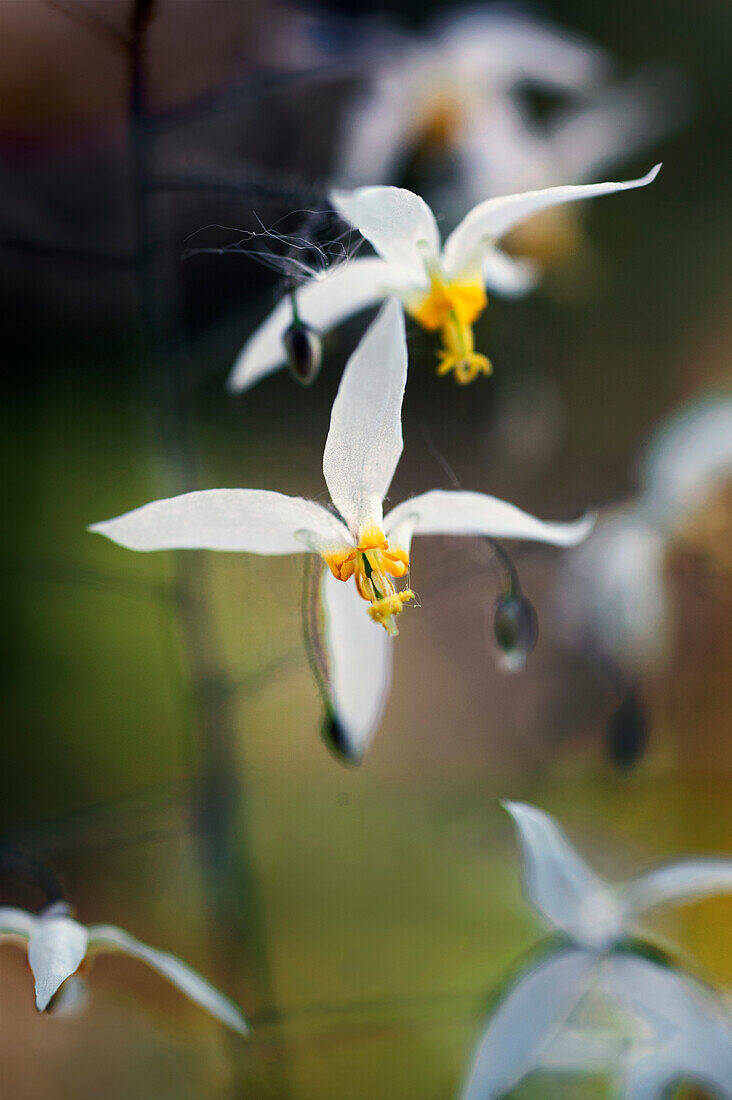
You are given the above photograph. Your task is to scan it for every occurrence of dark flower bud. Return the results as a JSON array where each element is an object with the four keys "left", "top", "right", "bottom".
[
  {"left": 283, "top": 321, "right": 322, "bottom": 386},
  {"left": 492, "top": 592, "right": 538, "bottom": 672},
  {"left": 322, "top": 712, "right": 362, "bottom": 767},
  {"left": 606, "top": 690, "right": 649, "bottom": 770}
]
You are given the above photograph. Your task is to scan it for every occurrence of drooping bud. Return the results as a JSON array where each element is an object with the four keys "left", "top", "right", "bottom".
[
  {"left": 322, "top": 712, "right": 361, "bottom": 767},
  {"left": 283, "top": 320, "right": 322, "bottom": 386},
  {"left": 606, "top": 690, "right": 649, "bottom": 770},
  {"left": 492, "top": 591, "right": 538, "bottom": 672}
]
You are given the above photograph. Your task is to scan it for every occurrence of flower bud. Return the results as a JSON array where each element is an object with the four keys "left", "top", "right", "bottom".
[
  {"left": 322, "top": 713, "right": 362, "bottom": 766},
  {"left": 283, "top": 321, "right": 322, "bottom": 386},
  {"left": 492, "top": 592, "right": 538, "bottom": 672},
  {"left": 606, "top": 690, "right": 649, "bottom": 770}
]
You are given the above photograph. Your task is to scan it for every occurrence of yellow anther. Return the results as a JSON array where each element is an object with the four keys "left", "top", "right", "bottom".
[
  {"left": 321, "top": 527, "right": 413, "bottom": 633},
  {"left": 408, "top": 271, "right": 490, "bottom": 384},
  {"left": 368, "top": 589, "right": 415, "bottom": 636}
]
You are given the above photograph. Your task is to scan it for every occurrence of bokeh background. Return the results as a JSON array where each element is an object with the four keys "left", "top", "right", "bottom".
[{"left": 1, "top": 1, "right": 730, "bottom": 1097}]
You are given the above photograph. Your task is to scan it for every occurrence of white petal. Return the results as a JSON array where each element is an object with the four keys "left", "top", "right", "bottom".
[
  {"left": 384, "top": 490, "right": 595, "bottom": 556},
  {"left": 320, "top": 570, "right": 392, "bottom": 763},
  {"left": 87, "top": 924, "right": 248, "bottom": 1034},
  {"left": 0, "top": 906, "right": 35, "bottom": 938},
  {"left": 441, "top": 165, "right": 661, "bottom": 277},
  {"left": 460, "top": 948, "right": 596, "bottom": 1100},
  {"left": 330, "top": 185, "right": 440, "bottom": 281},
  {"left": 624, "top": 858, "right": 732, "bottom": 918},
  {"left": 553, "top": 506, "right": 669, "bottom": 674},
  {"left": 640, "top": 393, "right": 732, "bottom": 524},
  {"left": 602, "top": 954, "right": 732, "bottom": 1068},
  {"left": 436, "top": 10, "right": 609, "bottom": 93},
  {"left": 28, "top": 912, "right": 88, "bottom": 1012},
  {"left": 503, "top": 802, "right": 622, "bottom": 950},
  {"left": 227, "top": 257, "right": 396, "bottom": 394},
  {"left": 481, "top": 247, "right": 539, "bottom": 298},
  {"left": 322, "top": 299, "right": 407, "bottom": 536},
  {"left": 89, "top": 490, "right": 350, "bottom": 556}
]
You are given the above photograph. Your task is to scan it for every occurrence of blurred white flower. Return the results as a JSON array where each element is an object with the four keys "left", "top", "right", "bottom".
[
  {"left": 336, "top": 8, "right": 682, "bottom": 252},
  {"left": 460, "top": 801, "right": 732, "bottom": 1099},
  {"left": 229, "top": 167, "right": 659, "bottom": 392},
  {"left": 556, "top": 392, "right": 732, "bottom": 674},
  {"left": 0, "top": 901, "right": 248, "bottom": 1033},
  {"left": 337, "top": 8, "right": 610, "bottom": 191},
  {"left": 92, "top": 301, "right": 593, "bottom": 645}
]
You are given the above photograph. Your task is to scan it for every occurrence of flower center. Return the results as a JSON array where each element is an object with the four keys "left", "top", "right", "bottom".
[
  {"left": 407, "top": 272, "right": 491, "bottom": 384},
  {"left": 323, "top": 528, "right": 414, "bottom": 636}
]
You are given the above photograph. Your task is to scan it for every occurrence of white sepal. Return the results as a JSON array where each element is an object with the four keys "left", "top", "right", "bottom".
[
  {"left": 89, "top": 489, "right": 350, "bottom": 556},
  {"left": 624, "top": 858, "right": 732, "bottom": 918},
  {"left": 442, "top": 165, "right": 661, "bottom": 277},
  {"left": 330, "top": 185, "right": 440, "bottom": 282},
  {"left": 384, "top": 489, "right": 595, "bottom": 556},
  {"left": 320, "top": 570, "right": 392, "bottom": 763},
  {"left": 87, "top": 923, "right": 248, "bottom": 1035},
  {"left": 28, "top": 906, "right": 89, "bottom": 1012},
  {"left": 460, "top": 948, "right": 596, "bottom": 1100},
  {"left": 323, "top": 298, "right": 407, "bottom": 537},
  {"left": 504, "top": 802, "right": 623, "bottom": 950},
  {"left": 227, "top": 257, "right": 396, "bottom": 394}
]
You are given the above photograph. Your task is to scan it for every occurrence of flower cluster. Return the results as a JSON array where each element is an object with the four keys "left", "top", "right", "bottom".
[{"left": 8, "top": 6, "right": 728, "bottom": 1099}]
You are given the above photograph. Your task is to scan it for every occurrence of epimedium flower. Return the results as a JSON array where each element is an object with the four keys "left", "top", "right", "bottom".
[
  {"left": 460, "top": 801, "right": 732, "bottom": 1100},
  {"left": 556, "top": 392, "right": 732, "bottom": 677},
  {"left": 91, "top": 300, "right": 592, "bottom": 657},
  {"left": 336, "top": 7, "right": 682, "bottom": 258},
  {"left": 336, "top": 7, "right": 611, "bottom": 192},
  {"left": 0, "top": 901, "right": 247, "bottom": 1033},
  {"left": 228, "top": 167, "right": 660, "bottom": 392}
]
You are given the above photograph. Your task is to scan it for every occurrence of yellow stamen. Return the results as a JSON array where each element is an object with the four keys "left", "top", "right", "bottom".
[
  {"left": 322, "top": 526, "right": 412, "bottom": 634},
  {"left": 407, "top": 271, "right": 491, "bottom": 384}
]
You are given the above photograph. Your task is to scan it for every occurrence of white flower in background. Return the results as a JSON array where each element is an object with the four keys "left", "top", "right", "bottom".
[
  {"left": 0, "top": 901, "right": 248, "bottom": 1033},
  {"left": 336, "top": 8, "right": 682, "bottom": 255},
  {"left": 337, "top": 8, "right": 610, "bottom": 190},
  {"left": 92, "top": 301, "right": 593, "bottom": 646},
  {"left": 228, "top": 167, "right": 659, "bottom": 392},
  {"left": 556, "top": 392, "right": 732, "bottom": 675},
  {"left": 460, "top": 801, "right": 732, "bottom": 1099}
]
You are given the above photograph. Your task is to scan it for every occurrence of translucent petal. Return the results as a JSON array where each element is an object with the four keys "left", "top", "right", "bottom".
[
  {"left": 384, "top": 490, "right": 594, "bottom": 556},
  {"left": 442, "top": 165, "right": 661, "bottom": 276},
  {"left": 89, "top": 490, "right": 350, "bottom": 556},
  {"left": 320, "top": 570, "right": 392, "bottom": 763},
  {"left": 227, "top": 257, "right": 397, "bottom": 393},
  {"left": 504, "top": 802, "right": 623, "bottom": 950},
  {"left": 87, "top": 924, "right": 248, "bottom": 1035},
  {"left": 330, "top": 185, "right": 440, "bottom": 281},
  {"left": 460, "top": 948, "right": 596, "bottom": 1100},
  {"left": 28, "top": 911, "right": 88, "bottom": 1012},
  {"left": 323, "top": 299, "right": 407, "bottom": 536},
  {"left": 624, "top": 858, "right": 732, "bottom": 917}
]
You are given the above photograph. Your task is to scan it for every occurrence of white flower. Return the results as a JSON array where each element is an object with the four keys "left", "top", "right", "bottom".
[
  {"left": 0, "top": 901, "right": 248, "bottom": 1033},
  {"left": 92, "top": 300, "right": 592, "bottom": 640},
  {"left": 556, "top": 392, "right": 732, "bottom": 673},
  {"left": 600, "top": 953, "right": 732, "bottom": 1099},
  {"left": 459, "top": 801, "right": 732, "bottom": 1099},
  {"left": 337, "top": 8, "right": 610, "bottom": 191},
  {"left": 228, "top": 167, "right": 660, "bottom": 393},
  {"left": 537, "top": 956, "right": 732, "bottom": 1099}
]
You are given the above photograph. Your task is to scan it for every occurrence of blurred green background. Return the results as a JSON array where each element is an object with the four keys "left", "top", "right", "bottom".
[{"left": 0, "top": 0, "right": 730, "bottom": 1097}]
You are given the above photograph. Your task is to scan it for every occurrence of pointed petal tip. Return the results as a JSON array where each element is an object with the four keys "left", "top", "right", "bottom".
[{"left": 563, "top": 510, "right": 598, "bottom": 545}]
